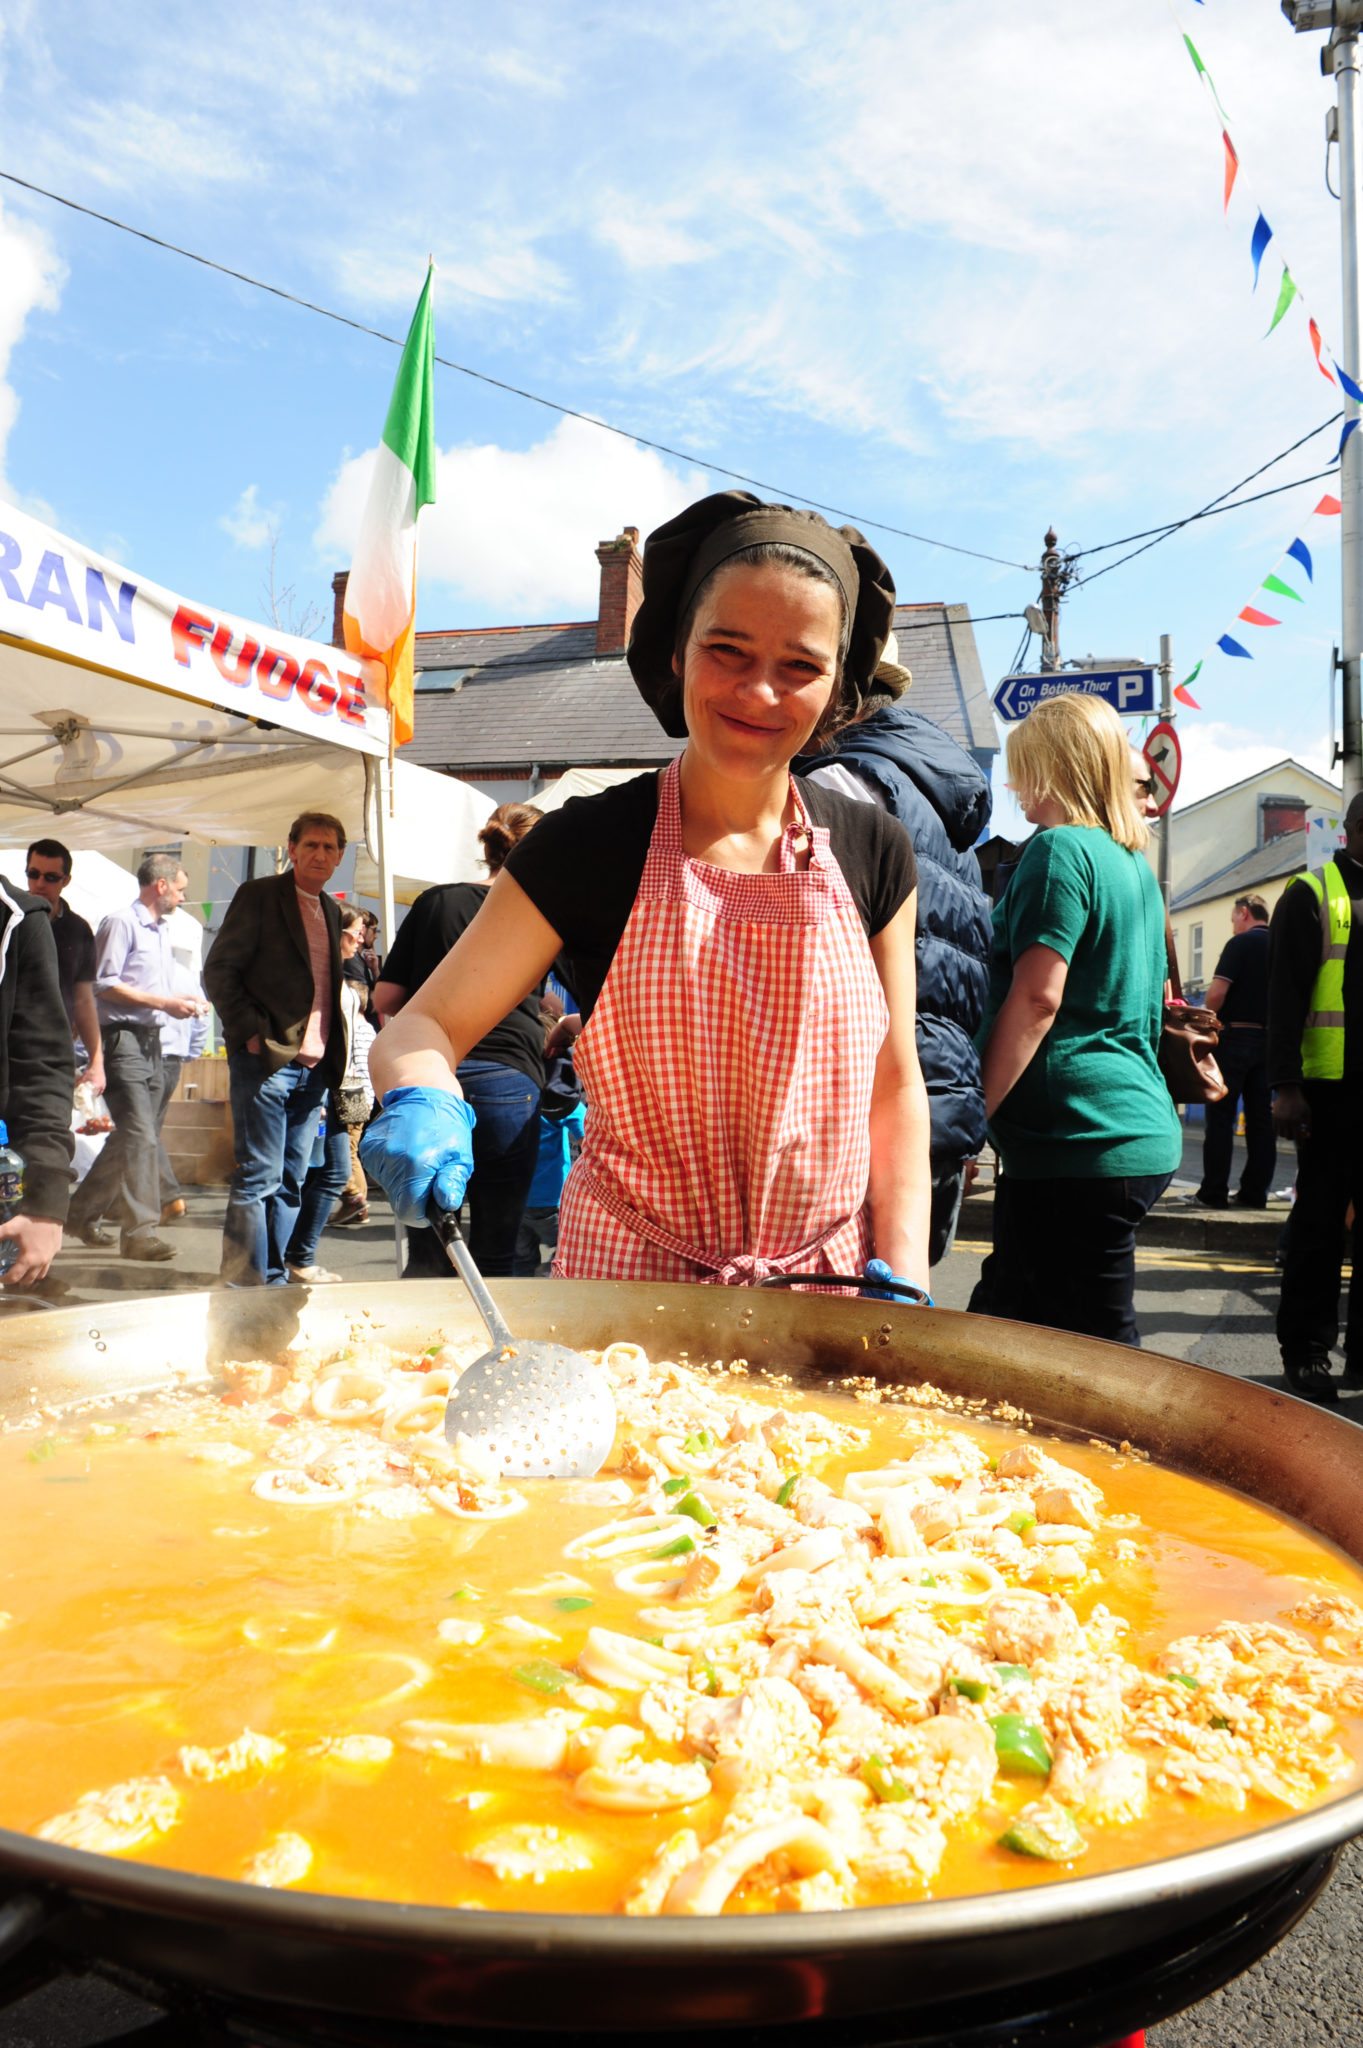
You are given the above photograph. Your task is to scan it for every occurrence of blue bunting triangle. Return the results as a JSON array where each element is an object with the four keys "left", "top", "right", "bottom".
[
  {"left": 1217, "top": 633, "right": 1254, "bottom": 659},
  {"left": 1250, "top": 212, "right": 1273, "bottom": 289},
  {"left": 1287, "top": 537, "right": 1314, "bottom": 581},
  {"left": 1335, "top": 362, "right": 1363, "bottom": 404}
]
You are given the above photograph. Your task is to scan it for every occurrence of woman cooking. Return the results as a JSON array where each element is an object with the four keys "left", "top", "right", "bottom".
[{"left": 362, "top": 492, "right": 932, "bottom": 1295}]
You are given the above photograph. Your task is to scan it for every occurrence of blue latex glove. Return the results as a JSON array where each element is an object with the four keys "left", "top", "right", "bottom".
[
  {"left": 359, "top": 1086, "right": 477, "bottom": 1228},
  {"left": 861, "top": 1258, "right": 933, "bottom": 1307}
]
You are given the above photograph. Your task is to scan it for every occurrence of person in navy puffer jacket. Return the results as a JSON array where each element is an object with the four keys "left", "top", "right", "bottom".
[{"left": 799, "top": 635, "right": 993, "bottom": 1264}]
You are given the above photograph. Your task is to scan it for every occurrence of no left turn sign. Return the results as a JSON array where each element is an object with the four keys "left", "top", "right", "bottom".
[{"left": 1143, "top": 719, "right": 1181, "bottom": 817}]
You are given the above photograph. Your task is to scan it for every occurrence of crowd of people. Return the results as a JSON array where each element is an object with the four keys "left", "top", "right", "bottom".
[{"left": 0, "top": 491, "right": 1356, "bottom": 1405}]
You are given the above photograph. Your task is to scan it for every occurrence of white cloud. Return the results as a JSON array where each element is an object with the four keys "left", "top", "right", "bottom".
[
  {"left": 220, "top": 484, "right": 280, "bottom": 550},
  {"left": 0, "top": 198, "right": 64, "bottom": 502},
  {"left": 597, "top": 213, "right": 711, "bottom": 271},
  {"left": 314, "top": 414, "right": 706, "bottom": 618},
  {"left": 1170, "top": 720, "right": 1336, "bottom": 811}
]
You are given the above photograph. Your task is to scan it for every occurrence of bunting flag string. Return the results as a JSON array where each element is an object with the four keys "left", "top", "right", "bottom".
[
  {"left": 1177, "top": 9, "right": 1363, "bottom": 406},
  {"left": 1174, "top": 488, "right": 1342, "bottom": 710}
]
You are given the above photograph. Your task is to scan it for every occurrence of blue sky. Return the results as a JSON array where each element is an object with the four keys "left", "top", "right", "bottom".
[{"left": 0, "top": 0, "right": 1352, "bottom": 814}]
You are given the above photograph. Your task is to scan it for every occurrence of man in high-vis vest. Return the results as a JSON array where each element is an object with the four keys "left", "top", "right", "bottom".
[{"left": 1267, "top": 791, "right": 1363, "bottom": 1402}]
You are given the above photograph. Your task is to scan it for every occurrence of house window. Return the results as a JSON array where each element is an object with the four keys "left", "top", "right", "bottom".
[{"left": 1189, "top": 922, "right": 1204, "bottom": 985}]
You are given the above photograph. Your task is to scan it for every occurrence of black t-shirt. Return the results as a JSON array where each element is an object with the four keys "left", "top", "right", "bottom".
[
  {"left": 504, "top": 771, "right": 918, "bottom": 1020},
  {"left": 49, "top": 904, "right": 96, "bottom": 1035},
  {"left": 1211, "top": 923, "right": 1269, "bottom": 1027},
  {"left": 382, "top": 882, "right": 544, "bottom": 1086}
]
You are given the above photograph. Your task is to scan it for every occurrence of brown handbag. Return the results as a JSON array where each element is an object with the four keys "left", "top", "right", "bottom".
[{"left": 1159, "top": 921, "right": 1227, "bottom": 1105}]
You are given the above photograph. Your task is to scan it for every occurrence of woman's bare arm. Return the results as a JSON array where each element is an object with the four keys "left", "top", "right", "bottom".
[
  {"left": 866, "top": 893, "right": 932, "bottom": 1287},
  {"left": 979, "top": 943, "right": 1069, "bottom": 1117},
  {"left": 368, "top": 871, "right": 563, "bottom": 1100}
]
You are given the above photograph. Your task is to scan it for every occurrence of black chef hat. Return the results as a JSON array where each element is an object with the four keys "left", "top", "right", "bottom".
[{"left": 626, "top": 491, "right": 896, "bottom": 738}]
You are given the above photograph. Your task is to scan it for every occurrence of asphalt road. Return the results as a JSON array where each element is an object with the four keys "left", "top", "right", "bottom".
[{"left": 1, "top": 1193, "right": 1359, "bottom": 2045}]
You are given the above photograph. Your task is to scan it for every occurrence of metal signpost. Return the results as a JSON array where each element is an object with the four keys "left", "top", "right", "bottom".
[{"left": 992, "top": 666, "right": 1157, "bottom": 723}]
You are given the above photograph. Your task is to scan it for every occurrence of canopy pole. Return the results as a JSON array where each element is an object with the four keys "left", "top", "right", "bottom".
[{"left": 370, "top": 739, "right": 405, "bottom": 1278}]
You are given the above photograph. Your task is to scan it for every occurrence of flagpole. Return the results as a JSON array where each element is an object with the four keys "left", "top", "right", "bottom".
[{"left": 373, "top": 737, "right": 403, "bottom": 1278}]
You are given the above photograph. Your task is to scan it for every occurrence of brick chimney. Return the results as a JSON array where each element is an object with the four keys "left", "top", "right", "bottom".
[
  {"left": 331, "top": 570, "right": 349, "bottom": 650},
  {"left": 594, "top": 527, "right": 643, "bottom": 655}
]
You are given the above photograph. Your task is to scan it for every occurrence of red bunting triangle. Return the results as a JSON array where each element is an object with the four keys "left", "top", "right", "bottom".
[
  {"left": 1309, "top": 318, "right": 1337, "bottom": 384},
  {"left": 1238, "top": 606, "right": 1280, "bottom": 627},
  {"left": 1222, "top": 131, "right": 1239, "bottom": 212},
  {"left": 1315, "top": 495, "right": 1343, "bottom": 515},
  {"left": 1173, "top": 683, "right": 1201, "bottom": 710}
]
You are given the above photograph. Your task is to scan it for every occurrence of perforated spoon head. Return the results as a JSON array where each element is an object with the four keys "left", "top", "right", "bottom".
[{"left": 444, "top": 1340, "right": 617, "bottom": 1479}]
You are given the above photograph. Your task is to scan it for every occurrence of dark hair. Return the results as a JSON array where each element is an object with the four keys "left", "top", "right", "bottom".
[
  {"left": 1235, "top": 893, "right": 1270, "bottom": 923},
  {"left": 339, "top": 904, "right": 367, "bottom": 933},
  {"left": 671, "top": 542, "right": 858, "bottom": 742},
  {"left": 287, "top": 811, "right": 347, "bottom": 852},
  {"left": 138, "top": 853, "right": 184, "bottom": 889},
  {"left": 479, "top": 802, "right": 542, "bottom": 874},
  {"left": 26, "top": 837, "right": 71, "bottom": 877}
]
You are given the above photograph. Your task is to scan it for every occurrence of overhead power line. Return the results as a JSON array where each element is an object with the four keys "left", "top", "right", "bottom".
[
  {"left": 1074, "top": 464, "right": 1341, "bottom": 589},
  {"left": 0, "top": 168, "right": 1033, "bottom": 574}
]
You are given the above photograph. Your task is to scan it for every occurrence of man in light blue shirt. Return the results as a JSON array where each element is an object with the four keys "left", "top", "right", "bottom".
[{"left": 67, "top": 854, "right": 205, "bottom": 1261}]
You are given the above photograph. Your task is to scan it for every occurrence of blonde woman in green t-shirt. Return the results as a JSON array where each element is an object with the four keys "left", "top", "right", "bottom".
[{"left": 970, "top": 694, "right": 1181, "bottom": 1346}]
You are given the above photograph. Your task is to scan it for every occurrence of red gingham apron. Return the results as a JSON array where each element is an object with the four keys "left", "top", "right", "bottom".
[{"left": 554, "top": 758, "right": 888, "bottom": 1285}]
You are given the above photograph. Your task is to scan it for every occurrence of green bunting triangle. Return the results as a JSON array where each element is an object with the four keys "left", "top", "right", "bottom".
[
  {"left": 1261, "top": 574, "right": 1303, "bottom": 603},
  {"left": 1184, "top": 34, "right": 1230, "bottom": 122},
  {"left": 1266, "top": 266, "right": 1297, "bottom": 335}
]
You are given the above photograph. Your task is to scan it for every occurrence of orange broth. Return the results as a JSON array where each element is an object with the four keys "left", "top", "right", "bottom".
[{"left": 2, "top": 1378, "right": 1361, "bottom": 1912}]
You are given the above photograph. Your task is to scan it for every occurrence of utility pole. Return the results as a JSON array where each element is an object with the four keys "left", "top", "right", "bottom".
[
  {"left": 1039, "top": 528, "right": 1064, "bottom": 671},
  {"left": 1283, "top": 1, "right": 1363, "bottom": 802}
]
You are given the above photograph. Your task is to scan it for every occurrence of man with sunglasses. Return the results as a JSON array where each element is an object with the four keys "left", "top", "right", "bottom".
[{"left": 23, "top": 840, "right": 105, "bottom": 1099}]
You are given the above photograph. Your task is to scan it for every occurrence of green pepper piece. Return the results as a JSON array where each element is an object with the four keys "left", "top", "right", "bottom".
[
  {"left": 999, "top": 1797, "right": 1085, "bottom": 1861},
  {"left": 651, "top": 1533, "right": 697, "bottom": 1560},
  {"left": 553, "top": 1595, "right": 593, "bottom": 1612},
  {"left": 1006, "top": 1509, "right": 1037, "bottom": 1535},
  {"left": 990, "top": 1663, "right": 1032, "bottom": 1685},
  {"left": 514, "top": 1660, "right": 570, "bottom": 1695},
  {"left": 988, "top": 1713, "right": 1052, "bottom": 1778},
  {"left": 776, "top": 1473, "right": 800, "bottom": 1507},
  {"left": 682, "top": 1429, "right": 716, "bottom": 1457},
  {"left": 673, "top": 1493, "right": 717, "bottom": 1527},
  {"left": 661, "top": 1476, "right": 690, "bottom": 1495},
  {"left": 949, "top": 1676, "right": 988, "bottom": 1703},
  {"left": 861, "top": 1753, "right": 912, "bottom": 1804},
  {"left": 1167, "top": 1672, "right": 1199, "bottom": 1690},
  {"left": 26, "top": 1438, "right": 59, "bottom": 1464},
  {"left": 1209, "top": 1715, "right": 1231, "bottom": 1731},
  {"left": 694, "top": 1657, "right": 720, "bottom": 1696}
]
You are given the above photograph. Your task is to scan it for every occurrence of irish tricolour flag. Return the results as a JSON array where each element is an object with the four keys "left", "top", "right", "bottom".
[{"left": 343, "top": 267, "right": 436, "bottom": 747}]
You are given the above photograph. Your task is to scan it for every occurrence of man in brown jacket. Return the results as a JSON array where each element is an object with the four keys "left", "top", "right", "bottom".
[{"left": 203, "top": 813, "right": 346, "bottom": 1286}]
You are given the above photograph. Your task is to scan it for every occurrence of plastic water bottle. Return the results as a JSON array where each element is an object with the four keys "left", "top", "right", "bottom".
[{"left": 0, "top": 1121, "right": 23, "bottom": 1278}]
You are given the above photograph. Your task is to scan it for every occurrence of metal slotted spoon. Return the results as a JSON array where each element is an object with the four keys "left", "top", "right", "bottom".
[{"left": 429, "top": 1206, "right": 617, "bottom": 1479}]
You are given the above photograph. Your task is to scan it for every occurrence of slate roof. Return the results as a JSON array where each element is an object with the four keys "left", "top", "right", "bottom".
[
  {"left": 407, "top": 603, "right": 998, "bottom": 777},
  {"left": 1171, "top": 828, "right": 1308, "bottom": 912}
]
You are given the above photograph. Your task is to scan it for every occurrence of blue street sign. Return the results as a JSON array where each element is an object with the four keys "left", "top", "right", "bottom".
[{"left": 993, "top": 667, "right": 1157, "bottom": 722}]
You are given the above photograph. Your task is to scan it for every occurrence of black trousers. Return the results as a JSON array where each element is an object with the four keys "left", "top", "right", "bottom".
[
  {"left": 968, "top": 1168, "right": 1173, "bottom": 1348},
  {"left": 1276, "top": 1077, "right": 1362, "bottom": 1365},
  {"left": 1199, "top": 1027, "right": 1276, "bottom": 1205},
  {"left": 68, "top": 1025, "right": 163, "bottom": 1242}
]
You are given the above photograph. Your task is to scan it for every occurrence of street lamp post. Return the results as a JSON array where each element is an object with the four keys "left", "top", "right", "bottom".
[{"left": 1284, "top": 0, "right": 1363, "bottom": 801}]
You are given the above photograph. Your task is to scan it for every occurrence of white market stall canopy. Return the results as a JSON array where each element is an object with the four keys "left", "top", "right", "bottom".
[{"left": 0, "top": 501, "right": 488, "bottom": 900}]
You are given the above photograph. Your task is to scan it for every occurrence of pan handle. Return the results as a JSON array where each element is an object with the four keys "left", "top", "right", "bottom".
[
  {"left": 0, "top": 1891, "right": 53, "bottom": 1965},
  {"left": 757, "top": 1273, "right": 932, "bottom": 1306},
  {"left": 426, "top": 1205, "right": 516, "bottom": 1351}
]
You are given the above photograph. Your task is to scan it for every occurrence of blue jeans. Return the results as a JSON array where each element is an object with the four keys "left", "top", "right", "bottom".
[
  {"left": 404, "top": 1059, "right": 541, "bottom": 1281},
  {"left": 286, "top": 1116, "right": 352, "bottom": 1271},
  {"left": 969, "top": 1168, "right": 1174, "bottom": 1348},
  {"left": 221, "top": 1053, "right": 328, "bottom": 1286}
]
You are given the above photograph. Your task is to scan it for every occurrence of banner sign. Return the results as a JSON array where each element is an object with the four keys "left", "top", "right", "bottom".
[
  {"left": 1305, "top": 808, "right": 1348, "bottom": 870},
  {"left": 0, "top": 502, "right": 387, "bottom": 758},
  {"left": 994, "top": 667, "right": 1156, "bottom": 723}
]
